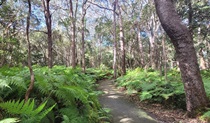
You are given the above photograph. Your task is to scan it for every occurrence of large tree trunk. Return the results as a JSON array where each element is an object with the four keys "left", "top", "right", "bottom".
[
  {"left": 154, "top": 0, "right": 208, "bottom": 116},
  {"left": 25, "top": 0, "right": 34, "bottom": 101},
  {"left": 118, "top": 4, "right": 126, "bottom": 75},
  {"left": 42, "top": 0, "right": 53, "bottom": 68}
]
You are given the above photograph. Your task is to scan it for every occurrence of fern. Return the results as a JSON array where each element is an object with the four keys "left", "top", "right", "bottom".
[
  {"left": 55, "top": 86, "right": 88, "bottom": 105},
  {"left": 0, "top": 118, "right": 20, "bottom": 123},
  {"left": 117, "top": 68, "right": 185, "bottom": 106},
  {"left": 200, "top": 110, "right": 210, "bottom": 122},
  {"left": 0, "top": 66, "right": 109, "bottom": 123},
  {"left": 0, "top": 99, "right": 56, "bottom": 123},
  {"left": 140, "top": 91, "right": 153, "bottom": 101},
  {"left": 0, "top": 99, "right": 51, "bottom": 116},
  {"left": 0, "top": 79, "right": 11, "bottom": 90}
]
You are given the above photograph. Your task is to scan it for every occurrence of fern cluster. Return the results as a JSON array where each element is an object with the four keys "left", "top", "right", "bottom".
[
  {"left": 116, "top": 68, "right": 186, "bottom": 108},
  {"left": 86, "top": 68, "right": 113, "bottom": 80},
  {"left": 117, "top": 68, "right": 210, "bottom": 118},
  {"left": 0, "top": 65, "right": 109, "bottom": 123}
]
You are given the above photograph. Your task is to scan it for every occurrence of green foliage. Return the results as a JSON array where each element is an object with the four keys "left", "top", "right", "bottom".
[
  {"left": 0, "top": 118, "right": 20, "bottom": 123},
  {"left": 116, "top": 68, "right": 185, "bottom": 108},
  {"left": 0, "top": 66, "right": 109, "bottom": 123},
  {"left": 201, "top": 110, "right": 210, "bottom": 122},
  {"left": 86, "top": 67, "right": 113, "bottom": 80},
  {"left": 0, "top": 99, "right": 55, "bottom": 123},
  {"left": 117, "top": 68, "right": 210, "bottom": 110}
]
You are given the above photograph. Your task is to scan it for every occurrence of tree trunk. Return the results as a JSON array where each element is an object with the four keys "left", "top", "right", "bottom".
[
  {"left": 137, "top": 26, "right": 144, "bottom": 67},
  {"left": 187, "top": 0, "right": 193, "bottom": 33},
  {"left": 69, "top": 0, "right": 76, "bottom": 68},
  {"left": 162, "top": 34, "right": 167, "bottom": 80},
  {"left": 199, "top": 47, "right": 206, "bottom": 70},
  {"left": 118, "top": 4, "right": 126, "bottom": 75},
  {"left": 25, "top": 0, "right": 35, "bottom": 101},
  {"left": 149, "top": 34, "right": 156, "bottom": 69},
  {"left": 154, "top": 0, "right": 208, "bottom": 116},
  {"left": 42, "top": 0, "right": 53, "bottom": 68},
  {"left": 81, "top": 0, "right": 88, "bottom": 72},
  {"left": 113, "top": 0, "right": 117, "bottom": 78}
]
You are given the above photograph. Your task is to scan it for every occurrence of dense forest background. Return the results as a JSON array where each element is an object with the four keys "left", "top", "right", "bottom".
[
  {"left": 0, "top": 0, "right": 210, "bottom": 122},
  {"left": 0, "top": 0, "right": 209, "bottom": 71}
]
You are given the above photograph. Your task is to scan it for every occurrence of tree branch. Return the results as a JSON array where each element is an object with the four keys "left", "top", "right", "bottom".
[
  {"left": 31, "top": 29, "right": 48, "bottom": 34},
  {"left": 87, "top": 1, "right": 118, "bottom": 15}
]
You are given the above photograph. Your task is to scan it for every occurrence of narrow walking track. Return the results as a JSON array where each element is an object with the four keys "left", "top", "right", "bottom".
[{"left": 98, "top": 79, "right": 158, "bottom": 123}]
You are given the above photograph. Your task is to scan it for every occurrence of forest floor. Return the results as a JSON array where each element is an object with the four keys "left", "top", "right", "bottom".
[
  {"left": 98, "top": 79, "right": 158, "bottom": 123},
  {"left": 98, "top": 79, "right": 206, "bottom": 123}
]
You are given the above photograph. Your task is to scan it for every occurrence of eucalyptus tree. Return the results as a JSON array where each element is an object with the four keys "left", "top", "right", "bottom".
[
  {"left": 113, "top": 0, "right": 117, "bottom": 78},
  {"left": 117, "top": 1, "right": 126, "bottom": 75},
  {"left": 69, "top": 0, "right": 79, "bottom": 68},
  {"left": 154, "top": 0, "right": 208, "bottom": 116},
  {"left": 25, "top": 0, "right": 34, "bottom": 101},
  {"left": 81, "top": 0, "right": 89, "bottom": 72},
  {"left": 42, "top": 0, "right": 53, "bottom": 68}
]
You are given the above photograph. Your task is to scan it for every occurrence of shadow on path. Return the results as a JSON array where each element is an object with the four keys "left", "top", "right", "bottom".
[{"left": 98, "top": 79, "right": 158, "bottom": 123}]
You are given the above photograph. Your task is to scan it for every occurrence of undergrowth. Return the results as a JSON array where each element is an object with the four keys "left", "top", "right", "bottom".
[
  {"left": 116, "top": 68, "right": 210, "bottom": 121},
  {"left": 0, "top": 65, "right": 110, "bottom": 123},
  {"left": 117, "top": 68, "right": 210, "bottom": 108}
]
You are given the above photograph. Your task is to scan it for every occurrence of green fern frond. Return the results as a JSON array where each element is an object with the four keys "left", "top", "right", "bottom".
[
  {"left": 0, "top": 99, "right": 53, "bottom": 116},
  {"left": 0, "top": 99, "right": 56, "bottom": 123},
  {"left": 20, "top": 104, "right": 56, "bottom": 123},
  {"left": 55, "top": 86, "right": 88, "bottom": 104},
  {"left": 0, "top": 79, "right": 11, "bottom": 90},
  {"left": 32, "top": 101, "right": 48, "bottom": 116},
  {"left": 0, "top": 99, "right": 33, "bottom": 115},
  {"left": 36, "top": 103, "right": 56, "bottom": 122},
  {"left": 8, "top": 76, "right": 27, "bottom": 90},
  {"left": 0, "top": 118, "right": 20, "bottom": 123}
]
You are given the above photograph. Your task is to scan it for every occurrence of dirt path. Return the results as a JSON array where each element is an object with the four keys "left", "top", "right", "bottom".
[{"left": 98, "top": 79, "right": 158, "bottom": 123}]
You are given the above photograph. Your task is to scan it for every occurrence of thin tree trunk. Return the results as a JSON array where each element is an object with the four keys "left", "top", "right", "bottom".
[
  {"left": 149, "top": 34, "right": 156, "bottom": 69},
  {"left": 118, "top": 4, "right": 126, "bottom": 75},
  {"left": 137, "top": 26, "right": 144, "bottom": 67},
  {"left": 188, "top": 0, "right": 193, "bottom": 33},
  {"left": 148, "top": 13, "right": 157, "bottom": 69},
  {"left": 113, "top": 0, "right": 117, "bottom": 78},
  {"left": 98, "top": 35, "right": 102, "bottom": 68},
  {"left": 25, "top": 0, "right": 35, "bottom": 101},
  {"left": 81, "top": 0, "right": 88, "bottom": 72},
  {"left": 199, "top": 47, "right": 206, "bottom": 70},
  {"left": 154, "top": 0, "right": 208, "bottom": 116},
  {"left": 42, "top": 0, "right": 53, "bottom": 68},
  {"left": 162, "top": 34, "right": 167, "bottom": 80},
  {"left": 69, "top": 0, "right": 76, "bottom": 68}
]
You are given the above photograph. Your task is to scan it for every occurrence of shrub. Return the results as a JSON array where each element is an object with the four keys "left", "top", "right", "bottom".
[
  {"left": 0, "top": 66, "right": 109, "bottom": 123},
  {"left": 116, "top": 68, "right": 185, "bottom": 108}
]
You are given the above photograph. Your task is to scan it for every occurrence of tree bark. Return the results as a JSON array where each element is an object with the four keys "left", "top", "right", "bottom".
[
  {"left": 118, "top": 4, "right": 126, "bottom": 75},
  {"left": 25, "top": 0, "right": 35, "bottom": 102},
  {"left": 81, "top": 0, "right": 88, "bottom": 72},
  {"left": 154, "top": 0, "right": 208, "bottom": 116},
  {"left": 113, "top": 0, "right": 117, "bottom": 78},
  {"left": 42, "top": 0, "right": 53, "bottom": 68},
  {"left": 137, "top": 26, "right": 144, "bottom": 67},
  {"left": 162, "top": 34, "right": 167, "bottom": 80},
  {"left": 69, "top": 0, "right": 76, "bottom": 68}
]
